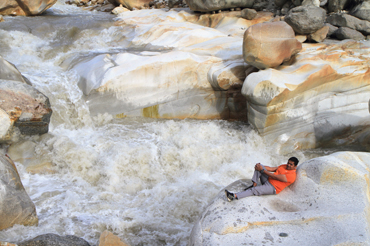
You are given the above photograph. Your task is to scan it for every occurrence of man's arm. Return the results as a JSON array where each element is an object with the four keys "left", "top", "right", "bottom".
[
  {"left": 255, "top": 163, "right": 278, "bottom": 172},
  {"left": 255, "top": 163, "right": 287, "bottom": 182}
]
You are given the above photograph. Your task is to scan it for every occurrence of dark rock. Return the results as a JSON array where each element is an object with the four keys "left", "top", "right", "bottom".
[
  {"left": 334, "top": 26, "right": 365, "bottom": 40},
  {"left": 252, "top": 0, "right": 274, "bottom": 11},
  {"left": 275, "top": 0, "right": 288, "bottom": 8},
  {"left": 327, "top": 13, "right": 370, "bottom": 35},
  {"left": 186, "top": 0, "right": 254, "bottom": 12},
  {"left": 285, "top": 5, "right": 326, "bottom": 34},
  {"left": 351, "top": 1, "right": 370, "bottom": 22},
  {"left": 241, "top": 8, "right": 257, "bottom": 20},
  {"left": 325, "top": 23, "right": 338, "bottom": 37},
  {"left": 19, "top": 234, "right": 90, "bottom": 246},
  {"left": 328, "top": 0, "right": 351, "bottom": 13}
]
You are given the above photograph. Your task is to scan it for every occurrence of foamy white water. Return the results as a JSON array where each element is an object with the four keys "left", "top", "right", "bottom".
[{"left": 0, "top": 2, "right": 322, "bottom": 245}]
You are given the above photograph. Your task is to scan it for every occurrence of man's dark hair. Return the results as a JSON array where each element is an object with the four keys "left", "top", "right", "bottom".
[{"left": 289, "top": 157, "right": 299, "bottom": 166}]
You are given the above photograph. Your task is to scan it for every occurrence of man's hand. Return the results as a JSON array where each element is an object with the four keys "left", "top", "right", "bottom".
[{"left": 255, "top": 163, "right": 263, "bottom": 171}]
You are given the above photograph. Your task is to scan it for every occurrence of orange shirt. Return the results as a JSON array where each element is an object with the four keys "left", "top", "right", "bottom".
[{"left": 268, "top": 165, "right": 296, "bottom": 194}]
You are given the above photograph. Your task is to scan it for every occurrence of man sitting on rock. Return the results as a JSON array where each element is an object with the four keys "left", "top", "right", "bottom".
[{"left": 225, "top": 157, "right": 299, "bottom": 202}]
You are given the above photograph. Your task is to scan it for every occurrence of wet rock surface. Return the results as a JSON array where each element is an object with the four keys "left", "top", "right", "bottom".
[
  {"left": 18, "top": 234, "right": 90, "bottom": 246},
  {"left": 190, "top": 152, "right": 370, "bottom": 245},
  {"left": 0, "top": 155, "right": 38, "bottom": 230}
]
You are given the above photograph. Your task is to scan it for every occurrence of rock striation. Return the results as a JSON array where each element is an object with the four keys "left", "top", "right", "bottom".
[
  {"left": 241, "top": 40, "right": 370, "bottom": 154},
  {"left": 0, "top": 155, "right": 38, "bottom": 230},
  {"left": 0, "top": 0, "right": 57, "bottom": 16},
  {"left": 242, "top": 21, "right": 302, "bottom": 69},
  {"left": 190, "top": 151, "right": 370, "bottom": 245}
]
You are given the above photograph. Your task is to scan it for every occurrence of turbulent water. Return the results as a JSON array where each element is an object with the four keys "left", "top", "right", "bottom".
[{"left": 0, "top": 2, "right": 327, "bottom": 245}]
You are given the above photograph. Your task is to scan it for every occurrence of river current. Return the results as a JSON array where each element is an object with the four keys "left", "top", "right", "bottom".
[{"left": 0, "top": 2, "right": 327, "bottom": 245}]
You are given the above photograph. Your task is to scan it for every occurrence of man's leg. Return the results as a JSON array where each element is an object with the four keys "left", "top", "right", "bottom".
[{"left": 235, "top": 181, "right": 275, "bottom": 199}]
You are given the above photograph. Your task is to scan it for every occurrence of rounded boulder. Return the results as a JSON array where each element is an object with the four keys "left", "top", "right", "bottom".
[
  {"left": 243, "top": 21, "right": 302, "bottom": 70},
  {"left": 285, "top": 5, "right": 326, "bottom": 35}
]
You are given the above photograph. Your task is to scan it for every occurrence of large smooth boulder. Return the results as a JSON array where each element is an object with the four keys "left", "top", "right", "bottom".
[
  {"left": 66, "top": 9, "right": 274, "bottom": 121},
  {"left": 0, "top": 0, "right": 57, "bottom": 16},
  {"left": 0, "top": 80, "right": 52, "bottom": 143},
  {"left": 185, "top": 0, "right": 254, "bottom": 12},
  {"left": 285, "top": 5, "right": 326, "bottom": 34},
  {"left": 327, "top": 13, "right": 370, "bottom": 35},
  {"left": 351, "top": 1, "right": 370, "bottom": 22},
  {"left": 190, "top": 151, "right": 370, "bottom": 245},
  {"left": 241, "top": 40, "right": 370, "bottom": 154},
  {"left": 19, "top": 234, "right": 90, "bottom": 246},
  {"left": 0, "top": 155, "right": 38, "bottom": 230},
  {"left": 243, "top": 21, "right": 302, "bottom": 70}
]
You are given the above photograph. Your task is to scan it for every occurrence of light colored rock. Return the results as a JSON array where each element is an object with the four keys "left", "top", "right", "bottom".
[
  {"left": 112, "top": 4, "right": 130, "bottom": 14},
  {"left": 0, "top": 242, "right": 17, "bottom": 246},
  {"left": 241, "top": 40, "right": 370, "bottom": 154},
  {"left": 327, "top": 13, "right": 370, "bottom": 35},
  {"left": 0, "top": 0, "right": 57, "bottom": 16},
  {"left": 185, "top": 0, "right": 254, "bottom": 12},
  {"left": 0, "top": 155, "right": 38, "bottom": 230},
  {"left": 190, "top": 151, "right": 370, "bottom": 245},
  {"left": 0, "top": 56, "right": 30, "bottom": 84},
  {"left": 108, "top": 0, "right": 151, "bottom": 10},
  {"left": 285, "top": 5, "right": 326, "bottom": 35},
  {"left": 295, "top": 34, "right": 307, "bottom": 42},
  {"left": 66, "top": 9, "right": 273, "bottom": 121},
  {"left": 308, "top": 25, "right": 329, "bottom": 42},
  {"left": 0, "top": 15, "right": 4, "bottom": 22},
  {"left": 99, "top": 231, "right": 130, "bottom": 246},
  {"left": 0, "top": 108, "right": 12, "bottom": 142},
  {"left": 243, "top": 21, "right": 302, "bottom": 69},
  {"left": 0, "top": 80, "right": 52, "bottom": 143}
]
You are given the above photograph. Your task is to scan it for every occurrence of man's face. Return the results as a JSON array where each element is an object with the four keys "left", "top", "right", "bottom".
[{"left": 286, "top": 160, "right": 296, "bottom": 170}]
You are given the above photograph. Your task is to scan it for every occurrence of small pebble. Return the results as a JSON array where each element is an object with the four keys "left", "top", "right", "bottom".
[{"left": 279, "top": 233, "right": 288, "bottom": 237}]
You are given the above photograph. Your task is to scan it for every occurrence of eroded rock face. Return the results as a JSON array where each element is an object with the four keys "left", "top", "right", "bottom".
[
  {"left": 190, "top": 151, "right": 370, "bottom": 245},
  {"left": 0, "top": 0, "right": 57, "bottom": 16},
  {"left": 0, "top": 155, "right": 38, "bottom": 230},
  {"left": 66, "top": 9, "right": 274, "bottom": 121},
  {"left": 285, "top": 5, "right": 326, "bottom": 34},
  {"left": 241, "top": 40, "right": 370, "bottom": 154},
  {"left": 243, "top": 21, "right": 302, "bottom": 69},
  {"left": 0, "top": 80, "right": 52, "bottom": 143},
  {"left": 185, "top": 0, "right": 254, "bottom": 12}
]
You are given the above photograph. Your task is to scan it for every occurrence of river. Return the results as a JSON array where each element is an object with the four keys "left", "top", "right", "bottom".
[{"left": 0, "top": 2, "right": 328, "bottom": 245}]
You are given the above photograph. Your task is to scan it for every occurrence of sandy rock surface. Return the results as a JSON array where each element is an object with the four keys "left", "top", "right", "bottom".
[{"left": 190, "top": 151, "right": 370, "bottom": 245}]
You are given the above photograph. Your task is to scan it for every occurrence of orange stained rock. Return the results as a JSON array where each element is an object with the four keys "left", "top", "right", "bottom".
[{"left": 99, "top": 231, "right": 130, "bottom": 246}]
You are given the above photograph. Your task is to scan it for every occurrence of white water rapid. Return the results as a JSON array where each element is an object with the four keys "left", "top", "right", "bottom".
[{"left": 0, "top": 2, "right": 327, "bottom": 245}]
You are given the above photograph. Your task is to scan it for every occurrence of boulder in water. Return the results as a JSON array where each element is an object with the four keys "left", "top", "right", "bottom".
[
  {"left": 190, "top": 151, "right": 370, "bottom": 245},
  {"left": 99, "top": 231, "right": 130, "bottom": 246},
  {"left": 0, "top": 155, "right": 38, "bottom": 230},
  {"left": 242, "top": 21, "right": 302, "bottom": 69},
  {"left": 18, "top": 234, "right": 90, "bottom": 246},
  {"left": 0, "top": 0, "right": 57, "bottom": 16},
  {"left": 0, "top": 80, "right": 52, "bottom": 143}
]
